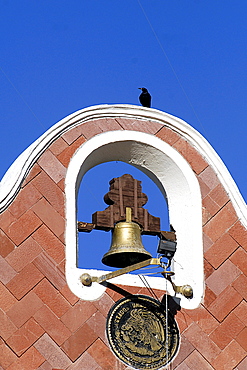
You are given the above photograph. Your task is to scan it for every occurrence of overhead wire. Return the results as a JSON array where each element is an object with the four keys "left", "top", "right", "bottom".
[
  {"left": 136, "top": 0, "right": 207, "bottom": 138},
  {"left": 0, "top": 65, "right": 45, "bottom": 130}
]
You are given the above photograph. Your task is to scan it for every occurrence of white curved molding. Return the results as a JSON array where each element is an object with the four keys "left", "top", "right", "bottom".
[
  {"left": 65, "top": 130, "right": 204, "bottom": 308},
  {"left": 0, "top": 104, "right": 246, "bottom": 230}
]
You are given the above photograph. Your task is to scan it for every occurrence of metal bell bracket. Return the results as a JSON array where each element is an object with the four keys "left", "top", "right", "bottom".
[{"left": 80, "top": 258, "right": 193, "bottom": 298}]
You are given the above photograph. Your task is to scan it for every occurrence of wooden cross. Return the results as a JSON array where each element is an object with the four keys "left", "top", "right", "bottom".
[{"left": 78, "top": 174, "right": 175, "bottom": 240}]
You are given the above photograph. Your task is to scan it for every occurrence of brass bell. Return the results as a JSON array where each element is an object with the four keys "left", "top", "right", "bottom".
[{"left": 102, "top": 207, "right": 152, "bottom": 268}]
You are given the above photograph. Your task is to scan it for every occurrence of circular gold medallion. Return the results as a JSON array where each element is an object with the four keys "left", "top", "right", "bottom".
[{"left": 106, "top": 295, "right": 179, "bottom": 369}]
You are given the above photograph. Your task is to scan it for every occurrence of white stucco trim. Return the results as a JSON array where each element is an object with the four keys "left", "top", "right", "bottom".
[
  {"left": 0, "top": 105, "right": 246, "bottom": 231},
  {"left": 65, "top": 130, "right": 203, "bottom": 308}
]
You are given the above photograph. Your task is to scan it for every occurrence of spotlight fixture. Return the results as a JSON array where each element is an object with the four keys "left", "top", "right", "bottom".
[{"left": 157, "top": 237, "right": 177, "bottom": 261}]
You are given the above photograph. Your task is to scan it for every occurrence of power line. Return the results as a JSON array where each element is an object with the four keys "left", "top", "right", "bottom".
[
  {"left": 0, "top": 65, "right": 45, "bottom": 129},
  {"left": 137, "top": 0, "right": 207, "bottom": 137}
]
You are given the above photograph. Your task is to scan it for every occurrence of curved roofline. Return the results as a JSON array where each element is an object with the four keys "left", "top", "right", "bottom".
[{"left": 0, "top": 104, "right": 246, "bottom": 227}]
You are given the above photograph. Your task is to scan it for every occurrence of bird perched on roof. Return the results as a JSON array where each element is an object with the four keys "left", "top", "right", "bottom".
[{"left": 138, "top": 87, "right": 151, "bottom": 108}]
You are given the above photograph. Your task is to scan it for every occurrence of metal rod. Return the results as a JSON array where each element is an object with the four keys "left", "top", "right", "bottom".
[{"left": 91, "top": 258, "right": 162, "bottom": 284}]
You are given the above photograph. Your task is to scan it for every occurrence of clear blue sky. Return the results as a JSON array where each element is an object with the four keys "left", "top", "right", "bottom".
[{"left": 1, "top": 1, "right": 246, "bottom": 269}]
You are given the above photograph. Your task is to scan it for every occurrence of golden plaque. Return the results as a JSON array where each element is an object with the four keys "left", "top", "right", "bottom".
[{"left": 106, "top": 295, "right": 179, "bottom": 369}]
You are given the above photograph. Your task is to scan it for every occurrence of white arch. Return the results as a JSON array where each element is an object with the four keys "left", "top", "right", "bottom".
[{"left": 65, "top": 130, "right": 203, "bottom": 309}]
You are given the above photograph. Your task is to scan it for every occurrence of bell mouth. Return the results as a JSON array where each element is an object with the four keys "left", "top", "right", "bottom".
[{"left": 102, "top": 250, "right": 151, "bottom": 268}]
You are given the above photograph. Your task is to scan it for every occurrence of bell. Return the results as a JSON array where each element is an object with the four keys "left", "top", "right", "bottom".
[{"left": 102, "top": 207, "right": 152, "bottom": 268}]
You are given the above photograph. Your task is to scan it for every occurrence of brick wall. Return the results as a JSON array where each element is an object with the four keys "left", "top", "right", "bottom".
[{"left": 0, "top": 116, "right": 246, "bottom": 369}]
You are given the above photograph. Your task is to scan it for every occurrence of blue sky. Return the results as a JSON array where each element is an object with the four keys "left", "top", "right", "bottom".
[{"left": 1, "top": 1, "right": 246, "bottom": 269}]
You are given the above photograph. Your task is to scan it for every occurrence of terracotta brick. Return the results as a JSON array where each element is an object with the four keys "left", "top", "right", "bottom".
[
  {"left": 34, "top": 279, "right": 70, "bottom": 318},
  {"left": 32, "top": 171, "right": 65, "bottom": 214},
  {"left": 206, "top": 259, "right": 240, "bottom": 295},
  {"left": 229, "top": 221, "right": 247, "bottom": 250},
  {"left": 175, "top": 363, "right": 190, "bottom": 370},
  {"left": 38, "top": 150, "right": 66, "bottom": 184},
  {"left": 203, "top": 204, "right": 238, "bottom": 242},
  {"left": 232, "top": 273, "right": 247, "bottom": 300},
  {"left": 203, "top": 232, "right": 213, "bottom": 253},
  {"left": 8, "top": 183, "right": 41, "bottom": 218},
  {"left": 79, "top": 120, "right": 103, "bottom": 139},
  {"left": 53, "top": 257, "right": 65, "bottom": 275},
  {"left": 32, "top": 225, "right": 65, "bottom": 264},
  {"left": 6, "top": 236, "right": 42, "bottom": 272},
  {"left": 34, "top": 333, "right": 72, "bottom": 369},
  {"left": 37, "top": 361, "right": 53, "bottom": 370},
  {"left": 87, "top": 338, "right": 126, "bottom": 370},
  {"left": 57, "top": 177, "right": 65, "bottom": 191},
  {"left": 33, "top": 253, "right": 66, "bottom": 290},
  {"left": 205, "top": 233, "right": 239, "bottom": 269},
  {"left": 67, "top": 351, "right": 99, "bottom": 370},
  {"left": 49, "top": 137, "right": 68, "bottom": 156},
  {"left": 170, "top": 334, "right": 194, "bottom": 368},
  {"left": 61, "top": 322, "right": 97, "bottom": 361},
  {"left": 198, "top": 176, "right": 210, "bottom": 199},
  {"left": 62, "top": 125, "right": 83, "bottom": 145},
  {"left": 0, "top": 282, "right": 16, "bottom": 312},
  {"left": 183, "top": 323, "right": 220, "bottom": 362},
  {"left": 209, "top": 183, "right": 230, "bottom": 208},
  {"left": 230, "top": 247, "right": 247, "bottom": 276},
  {"left": 155, "top": 125, "right": 180, "bottom": 145},
  {"left": 209, "top": 312, "right": 245, "bottom": 350},
  {"left": 234, "top": 300, "right": 247, "bottom": 326},
  {"left": 0, "top": 209, "right": 16, "bottom": 232},
  {"left": 6, "top": 345, "right": 45, "bottom": 370},
  {"left": 204, "top": 258, "right": 214, "bottom": 279},
  {"left": 236, "top": 357, "right": 247, "bottom": 370},
  {"left": 0, "top": 338, "right": 16, "bottom": 369},
  {"left": 6, "top": 262, "right": 44, "bottom": 300},
  {"left": 61, "top": 300, "right": 97, "bottom": 332},
  {"left": 236, "top": 327, "right": 247, "bottom": 352},
  {"left": 202, "top": 194, "right": 221, "bottom": 218},
  {"left": 173, "top": 137, "right": 208, "bottom": 174},
  {"left": 57, "top": 136, "right": 86, "bottom": 167},
  {"left": 86, "top": 310, "right": 107, "bottom": 344},
  {"left": 0, "top": 256, "right": 17, "bottom": 284},
  {"left": 92, "top": 291, "right": 115, "bottom": 317},
  {"left": 202, "top": 206, "right": 212, "bottom": 225},
  {"left": 21, "top": 163, "right": 42, "bottom": 187},
  {"left": 34, "top": 305, "right": 71, "bottom": 345},
  {"left": 6, "top": 209, "right": 42, "bottom": 245},
  {"left": 116, "top": 117, "right": 162, "bottom": 135},
  {"left": 199, "top": 166, "right": 220, "bottom": 191},
  {"left": 175, "top": 309, "right": 193, "bottom": 333},
  {"left": 212, "top": 340, "right": 246, "bottom": 370},
  {"left": 0, "top": 230, "right": 15, "bottom": 257},
  {"left": 6, "top": 318, "right": 45, "bottom": 356},
  {"left": 0, "top": 309, "right": 17, "bottom": 341},
  {"left": 59, "top": 284, "right": 79, "bottom": 306},
  {"left": 97, "top": 117, "right": 123, "bottom": 132},
  {"left": 203, "top": 285, "right": 217, "bottom": 308},
  {"left": 32, "top": 198, "right": 65, "bottom": 240},
  {"left": 7, "top": 291, "right": 43, "bottom": 328},
  {"left": 185, "top": 350, "right": 214, "bottom": 369},
  {"left": 207, "top": 285, "right": 242, "bottom": 322},
  {"left": 184, "top": 305, "right": 218, "bottom": 335}
]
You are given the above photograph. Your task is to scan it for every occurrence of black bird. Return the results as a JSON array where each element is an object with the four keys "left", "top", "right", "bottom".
[{"left": 138, "top": 87, "right": 151, "bottom": 108}]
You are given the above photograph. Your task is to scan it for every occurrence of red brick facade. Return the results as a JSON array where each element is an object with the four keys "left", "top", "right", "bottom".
[{"left": 0, "top": 115, "right": 246, "bottom": 369}]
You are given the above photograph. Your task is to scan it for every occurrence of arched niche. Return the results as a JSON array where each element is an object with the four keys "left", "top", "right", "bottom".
[
  {"left": 65, "top": 130, "right": 203, "bottom": 309},
  {"left": 77, "top": 161, "right": 170, "bottom": 270}
]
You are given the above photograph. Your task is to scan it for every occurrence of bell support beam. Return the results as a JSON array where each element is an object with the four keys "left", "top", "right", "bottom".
[{"left": 80, "top": 257, "right": 172, "bottom": 285}]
